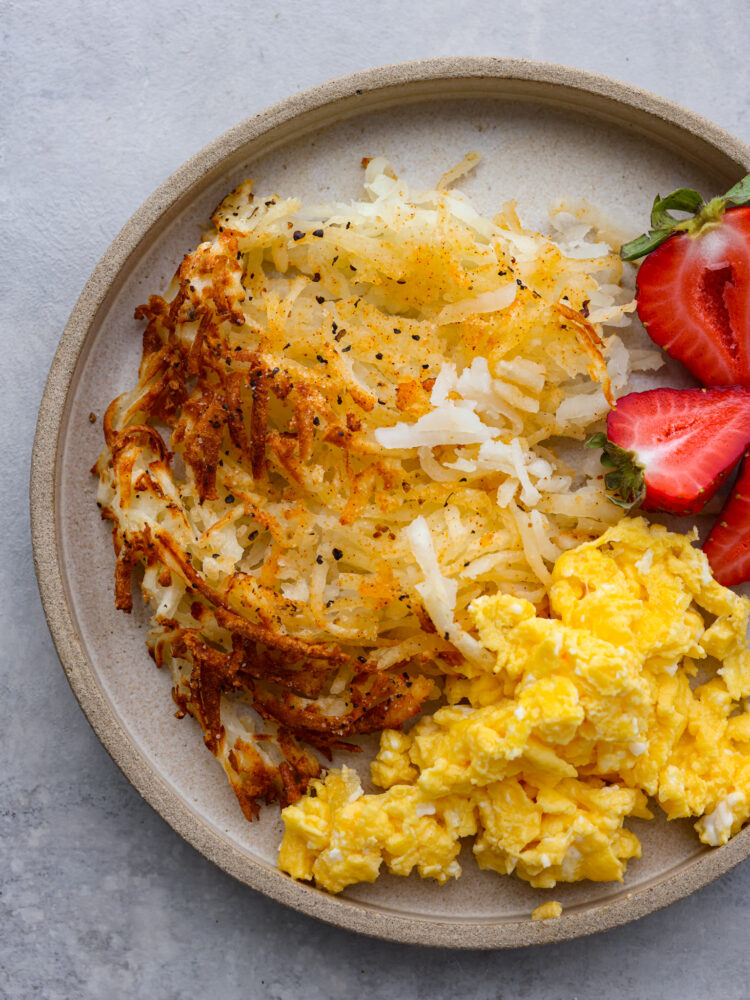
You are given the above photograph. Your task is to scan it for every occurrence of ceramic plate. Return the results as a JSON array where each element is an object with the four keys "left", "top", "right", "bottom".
[{"left": 31, "top": 58, "right": 750, "bottom": 948}]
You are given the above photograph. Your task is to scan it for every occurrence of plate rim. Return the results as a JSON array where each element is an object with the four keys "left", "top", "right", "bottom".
[{"left": 30, "top": 56, "right": 750, "bottom": 949}]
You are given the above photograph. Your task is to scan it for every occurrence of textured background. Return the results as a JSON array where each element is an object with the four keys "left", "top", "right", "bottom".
[{"left": 4, "top": 1, "right": 750, "bottom": 997}]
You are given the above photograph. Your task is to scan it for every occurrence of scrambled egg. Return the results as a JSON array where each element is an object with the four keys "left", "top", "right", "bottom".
[
  {"left": 278, "top": 518, "right": 750, "bottom": 894},
  {"left": 531, "top": 901, "right": 563, "bottom": 920}
]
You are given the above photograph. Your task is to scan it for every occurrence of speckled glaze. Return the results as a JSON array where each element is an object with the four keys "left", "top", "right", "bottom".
[{"left": 30, "top": 58, "right": 750, "bottom": 948}]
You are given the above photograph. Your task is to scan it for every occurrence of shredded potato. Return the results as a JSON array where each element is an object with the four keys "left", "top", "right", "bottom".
[{"left": 94, "top": 154, "right": 659, "bottom": 818}]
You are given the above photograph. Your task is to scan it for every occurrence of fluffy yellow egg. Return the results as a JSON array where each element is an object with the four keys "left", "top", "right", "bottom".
[
  {"left": 278, "top": 518, "right": 750, "bottom": 895},
  {"left": 531, "top": 901, "right": 563, "bottom": 920}
]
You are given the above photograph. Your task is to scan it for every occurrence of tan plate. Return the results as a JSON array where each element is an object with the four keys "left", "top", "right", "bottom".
[{"left": 31, "top": 57, "right": 750, "bottom": 949}]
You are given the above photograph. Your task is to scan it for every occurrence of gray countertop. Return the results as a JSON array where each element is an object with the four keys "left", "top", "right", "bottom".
[{"left": 4, "top": 2, "right": 750, "bottom": 996}]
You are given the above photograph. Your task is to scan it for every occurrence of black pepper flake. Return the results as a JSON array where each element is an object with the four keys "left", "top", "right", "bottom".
[
  {"left": 422, "top": 363, "right": 429, "bottom": 369},
  {"left": 516, "top": 278, "right": 524, "bottom": 287},
  {"left": 283, "top": 342, "right": 290, "bottom": 350},
  {"left": 444, "top": 631, "right": 450, "bottom": 640},
  {"left": 336, "top": 395, "right": 342, "bottom": 405},
  {"left": 411, "top": 334, "right": 420, "bottom": 341},
  {"left": 498, "top": 269, "right": 507, "bottom": 276},
  {"left": 312, "top": 272, "right": 321, "bottom": 282},
  {"left": 393, "top": 327, "right": 401, "bottom": 335},
  {"left": 212, "top": 553, "right": 220, "bottom": 559},
  {"left": 312, "top": 416, "right": 320, "bottom": 426},
  {"left": 346, "top": 221, "right": 351, "bottom": 229},
  {"left": 326, "top": 600, "right": 334, "bottom": 608},
  {"left": 332, "top": 255, "right": 339, "bottom": 264},
  {"left": 396, "top": 279, "right": 406, "bottom": 284},
  {"left": 313, "top": 228, "right": 324, "bottom": 238},
  {"left": 249, "top": 530, "right": 258, "bottom": 540},
  {"left": 225, "top": 494, "right": 235, "bottom": 504},
  {"left": 581, "top": 299, "right": 590, "bottom": 318},
  {"left": 316, "top": 295, "right": 325, "bottom": 304},
  {"left": 316, "top": 354, "right": 328, "bottom": 364},
  {"left": 375, "top": 352, "right": 383, "bottom": 360},
  {"left": 292, "top": 230, "right": 304, "bottom": 241},
  {"left": 357, "top": 655, "right": 366, "bottom": 663},
  {"left": 349, "top": 264, "right": 357, "bottom": 271},
  {"left": 342, "top": 344, "right": 352, "bottom": 352},
  {"left": 316, "top": 555, "right": 324, "bottom": 565},
  {"left": 332, "top": 547, "right": 343, "bottom": 561},
  {"left": 377, "top": 399, "right": 385, "bottom": 406}
]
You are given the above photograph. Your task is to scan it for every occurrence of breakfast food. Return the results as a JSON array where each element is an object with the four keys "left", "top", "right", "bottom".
[
  {"left": 531, "top": 901, "right": 563, "bottom": 920},
  {"left": 704, "top": 454, "right": 750, "bottom": 585},
  {"left": 278, "top": 518, "right": 750, "bottom": 893},
  {"left": 619, "top": 173, "right": 750, "bottom": 584},
  {"left": 586, "top": 386, "right": 750, "bottom": 513},
  {"left": 95, "top": 154, "right": 650, "bottom": 820},
  {"left": 621, "top": 176, "right": 750, "bottom": 387},
  {"left": 95, "top": 155, "right": 750, "bottom": 903}
]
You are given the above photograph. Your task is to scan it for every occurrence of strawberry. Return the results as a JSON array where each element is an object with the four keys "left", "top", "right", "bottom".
[
  {"left": 703, "top": 454, "right": 750, "bottom": 586},
  {"left": 586, "top": 387, "right": 750, "bottom": 515},
  {"left": 621, "top": 176, "right": 750, "bottom": 385}
]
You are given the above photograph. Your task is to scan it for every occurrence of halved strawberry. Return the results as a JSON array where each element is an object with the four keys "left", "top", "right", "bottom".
[
  {"left": 703, "top": 454, "right": 750, "bottom": 585},
  {"left": 586, "top": 387, "right": 750, "bottom": 515},
  {"left": 621, "top": 176, "right": 750, "bottom": 385}
]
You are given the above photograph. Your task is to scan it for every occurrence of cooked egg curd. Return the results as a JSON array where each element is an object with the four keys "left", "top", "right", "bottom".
[{"left": 278, "top": 518, "right": 750, "bottom": 893}]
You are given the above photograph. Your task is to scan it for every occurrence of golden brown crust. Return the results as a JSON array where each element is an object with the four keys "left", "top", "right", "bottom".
[{"left": 93, "top": 169, "right": 620, "bottom": 822}]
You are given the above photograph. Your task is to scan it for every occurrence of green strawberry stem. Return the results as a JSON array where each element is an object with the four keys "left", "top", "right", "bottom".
[
  {"left": 585, "top": 433, "right": 645, "bottom": 509},
  {"left": 620, "top": 174, "right": 750, "bottom": 262}
]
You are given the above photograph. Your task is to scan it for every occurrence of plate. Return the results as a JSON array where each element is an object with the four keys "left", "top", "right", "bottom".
[{"left": 31, "top": 58, "right": 750, "bottom": 948}]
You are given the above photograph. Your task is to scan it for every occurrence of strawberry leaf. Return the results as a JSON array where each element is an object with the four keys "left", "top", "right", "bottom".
[
  {"left": 621, "top": 188, "right": 705, "bottom": 261},
  {"left": 620, "top": 174, "right": 750, "bottom": 260},
  {"left": 723, "top": 174, "right": 750, "bottom": 207},
  {"left": 620, "top": 227, "right": 675, "bottom": 262},
  {"left": 585, "top": 433, "right": 645, "bottom": 509},
  {"left": 619, "top": 178, "right": 750, "bottom": 261},
  {"left": 649, "top": 188, "right": 705, "bottom": 229}
]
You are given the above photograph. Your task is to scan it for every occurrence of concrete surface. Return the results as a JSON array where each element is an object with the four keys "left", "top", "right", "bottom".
[{"left": 3, "top": 0, "right": 750, "bottom": 996}]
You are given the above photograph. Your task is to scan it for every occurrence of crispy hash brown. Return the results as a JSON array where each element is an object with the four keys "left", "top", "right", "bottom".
[{"left": 94, "top": 155, "right": 659, "bottom": 819}]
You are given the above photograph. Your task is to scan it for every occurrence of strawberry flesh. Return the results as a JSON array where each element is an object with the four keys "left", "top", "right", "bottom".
[
  {"left": 704, "top": 453, "right": 750, "bottom": 585},
  {"left": 605, "top": 387, "right": 750, "bottom": 514},
  {"left": 636, "top": 207, "right": 750, "bottom": 385}
]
